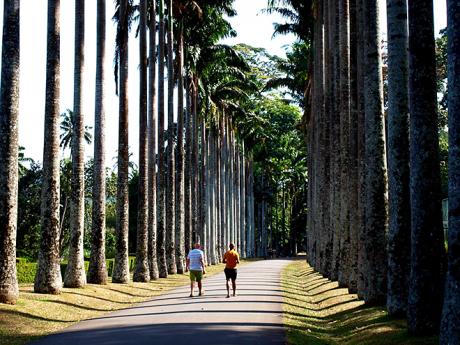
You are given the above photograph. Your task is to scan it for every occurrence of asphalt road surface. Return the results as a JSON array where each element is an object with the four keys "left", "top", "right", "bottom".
[{"left": 31, "top": 259, "right": 290, "bottom": 345}]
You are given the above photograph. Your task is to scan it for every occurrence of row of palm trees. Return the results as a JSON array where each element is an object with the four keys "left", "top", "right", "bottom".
[
  {"left": 0, "top": 0, "right": 263, "bottom": 304},
  {"left": 306, "top": 0, "right": 459, "bottom": 340}
]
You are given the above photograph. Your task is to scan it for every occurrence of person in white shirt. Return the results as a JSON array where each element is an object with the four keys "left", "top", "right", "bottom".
[{"left": 186, "top": 243, "right": 206, "bottom": 297}]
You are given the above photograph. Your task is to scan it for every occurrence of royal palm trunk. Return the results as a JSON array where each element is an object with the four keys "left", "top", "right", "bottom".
[
  {"left": 65, "top": 0, "right": 87, "bottom": 288},
  {"left": 166, "top": 0, "right": 176, "bottom": 275},
  {"left": 386, "top": 0, "right": 410, "bottom": 316},
  {"left": 440, "top": 1, "right": 460, "bottom": 342},
  {"left": 133, "top": 0, "right": 150, "bottom": 283},
  {"left": 88, "top": 0, "right": 108, "bottom": 285},
  {"left": 147, "top": 0, "right": 159, "bottom": 281},
  {"left": 407, "top": 0, "right": 445, "bottom": 334},
  {"left": 112, "top": 0, "right": 130, "bottom": 284},
  {"left": 0, "top": 0, "right": 20, "bottom": 304},
  {"left": 157, "top": 0, "right": 168, "bottom": 278},
  {"left": 35, "top": 0, "right": 63, "bottom": 294}
]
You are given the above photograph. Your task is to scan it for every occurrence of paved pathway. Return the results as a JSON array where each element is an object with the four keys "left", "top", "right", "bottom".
[{"left": 32, "top": 259, "right": 290, "bottom": 345}]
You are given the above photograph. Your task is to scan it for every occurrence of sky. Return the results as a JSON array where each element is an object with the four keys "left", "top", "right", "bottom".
[{"left": 0, "top": 0, "right": 448, "bottom": 166}]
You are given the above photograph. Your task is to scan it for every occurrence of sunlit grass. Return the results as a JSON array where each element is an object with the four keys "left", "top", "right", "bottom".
[
  {"left": 0, "top": 261, "right": 234, "bottom": 345},
  {"left": 282, "top": 259, "right": 438, "bottom": 345}
]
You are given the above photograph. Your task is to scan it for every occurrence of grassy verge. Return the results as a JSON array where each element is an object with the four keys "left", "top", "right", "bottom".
[
  {"left": 281, "top": 259, "right": 438, "bottom": 345},
  {"left": 0, "top": 261, "right": 234, "bottom": 345}
]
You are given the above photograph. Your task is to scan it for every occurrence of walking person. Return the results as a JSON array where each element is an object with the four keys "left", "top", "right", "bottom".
[
  {"left": 223, "top": 243, "right": 240, "bottom": 298},
  {"left": 186, "top": 243, "right": 206, "bottom": 297}
]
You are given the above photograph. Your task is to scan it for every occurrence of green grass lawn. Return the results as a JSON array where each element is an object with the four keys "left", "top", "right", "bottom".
[
  {"left": 0, "top": 262, "right": 232, "bottom": 345},
  {"left": 281, "top": 259, "right": 439, "bottom": 345}
]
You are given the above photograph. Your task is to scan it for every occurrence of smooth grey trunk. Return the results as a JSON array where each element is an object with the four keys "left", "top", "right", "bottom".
[
  {"left": 338, "top": 0, "right": 351, "bottom": 288},
  {"left": 165, "top": 0, "right": 176, "bottom": 275},
  {"left": 175, "top": 24, "right": 185, "bottom": 274},
  {"left": 440, "top": 1, "right": 460, "bottom": 342},
  {"left": 112, "top": 0, "right": 130, "bottom": 284},
  {"left": 147, "top": 0, "right": 159, "bottom": 280},
  {"left": 330, "top": 0, "right": 341, "bottom": 282},
  {"left": 192, "top": 77, "right": 199, "bottom": 245},
  {"left": 219, "top": 114, "right": 227, "bottom": 257},
  {"left": 65, "top": 0, "right": 87, "bottom": 288},
  {"left": 133, "top": 0, "right": 150, "bottom": 283},
  {"left": 35, "top": 0, "right": 63, "bottom": 294},
  {"left": 88, "top": 0, "right": 108, "bottom": 285},
  {"left": 362, "top": 0, "right": 388, "bottom": 304},
  {"left": 347, "top": 0, "right": 359, "bottom": 293},
  {"left": 200, "top": 118, "right": 207, "bottom": 258},
  {"left": 386, "top": 0, "right": 410, "bottom": 316},
  {"left": 0, "top": 0, "right": 20, "bottom": 304},
  {"left": 407, "top": 0, "right": 446, "bottom": 334},
  {"left": 184, "top": 77, "right": 192, "bottom": 255},
  {"left": 240, "top": 150, "right": 246, "bottom": 258},
  {"left": 157, "top": 0, "right": 167, "bottom": 279},
  {"left": 356, "top": 0, "right": 368, "bottom": 299}
]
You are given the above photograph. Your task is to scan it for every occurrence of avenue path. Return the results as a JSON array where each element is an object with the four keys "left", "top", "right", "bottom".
[{"left": 32, "top": 259, "right": 291, "bottom": 345}]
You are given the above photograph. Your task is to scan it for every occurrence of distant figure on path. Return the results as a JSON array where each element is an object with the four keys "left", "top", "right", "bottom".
[
  {"left": 186, "top": 243, "right": 206, "bottom": 297},
  {"left": 223, "top": 243, "right": 240, "bottom": 298}
]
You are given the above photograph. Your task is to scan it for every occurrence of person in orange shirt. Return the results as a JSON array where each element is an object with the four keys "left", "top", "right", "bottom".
[{"left": 223, "top": 243, "right": 240, "bottom": 298}]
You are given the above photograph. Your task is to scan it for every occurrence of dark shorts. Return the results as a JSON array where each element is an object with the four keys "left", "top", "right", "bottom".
[{"left": 224, "top": 268, "right": 237, "bottom": 281}]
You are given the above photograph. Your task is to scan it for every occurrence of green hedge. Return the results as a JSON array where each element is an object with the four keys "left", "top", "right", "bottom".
[
  {"left": 17, "top": 261, "right": 37, "bottom": 284},
  {"left": 17, "top": 257, "right": 137, "bottom": 284}
]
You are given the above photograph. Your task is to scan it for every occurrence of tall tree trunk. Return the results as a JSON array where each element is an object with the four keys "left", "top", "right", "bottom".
[
  {"left": 184, "top": 76, "right": 192, "bottom": 255},
  {"left": 166, "top": 0, "right": 176, "bottom": 275},
  {"left": 147, "top": 0, "right": 159, "bottom": 281},
  {"left": 157, "top": 0, "right": 167, "bottom": 278},
  {"left": 330, "top": 0, "right": 341, "bottom": 282},
  {"left": 386, "top": 0, "right": 410, "bottom": 316},
  {"left": 200, "top": 118, "right": 207, "bottom": 259},
  {"left": 65, "top": 0, "right": 87, "bottom": 288},
  {"left": 35, "top": 0, "right": 63, "bottom": 294},
  {"left": 407, "top": 0, "right": 446, "bottom": 334},
  {"left": 112, "top": 0, "right": 130, "bottom": 284},
  {"left": 440, "top": 1, "right": 460, "bottom": 342},
  {"left": 88, "top": 0, "right": 108, "bottom": 285},
  {"left": 192, "top": 76, "right": 199, "bottom": 245},
  {"left": 175, "top": 22, "right": 185, "bottom": 274},
  {"left": 362, "top": 0, "right": 387, "bottom": 304},
  {"left": 0, "top": 0, "right": 20, "bottom": 304},
  {"left": 133, "top": 0, "right": 150, "bottom": 283},
  {"left": 348, "top": 0, "right": 359, "bottom": 293},
  {"left": 356, "top": 0, "right": 367, "bottom": 299},
  {"left": 338, "top": 0, "right": 351, "bottom": 288}
]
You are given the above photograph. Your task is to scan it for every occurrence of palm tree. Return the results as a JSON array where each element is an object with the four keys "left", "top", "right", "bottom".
[
  {"left": 133, "top": 0, "right": 150, "bottom": 283},
  {"left": 407, "top": 0, "right": 446, "bottom": 335},
  {"left": 157, "top": 0, "right": 168, "bottom": 278},
  {"left": 59, "top": 109, "right": 92, "bottom": 152},
  {"left": 147, "top": 0, "right": 159, "bottom": 281},
  {"left": 0, "top": 0, "right": 20, "bottom": 304},
  {"left": 64, "top": 0, "right": 87, "bottom": 289},
  {"left": 440, "top": 1, "right": 460, "bottom": 342},
  {"left": 175, "top": 21, "right": 186, "bottom": 274},
  {"left": 87, "top": 0, "right": 108, "bottom": 285},
  {"left": 166, "top": 0, "right": 177, "bottom": 275},
  {"left": 386, "top": 0, "right": 410, "bottom": 317},
  {"left": 112, "top": 0, "right": 130, "bottom": 284},
  {"left": 35, "top": 0, "right": 63, "bottom": 294}
]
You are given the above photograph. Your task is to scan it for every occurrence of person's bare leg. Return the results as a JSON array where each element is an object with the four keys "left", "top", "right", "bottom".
[
  {"left": 226, "top": 279, "right": 230, "bottom": 298},
  {"left": 190, "top": 281, "right": 194, "bottom": 297},
  {"left": 198, "top": 281, "right": 203, "bottom": 295},
  {"left": 232, "top": 279, "right": 236, "bottom": 296}
]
